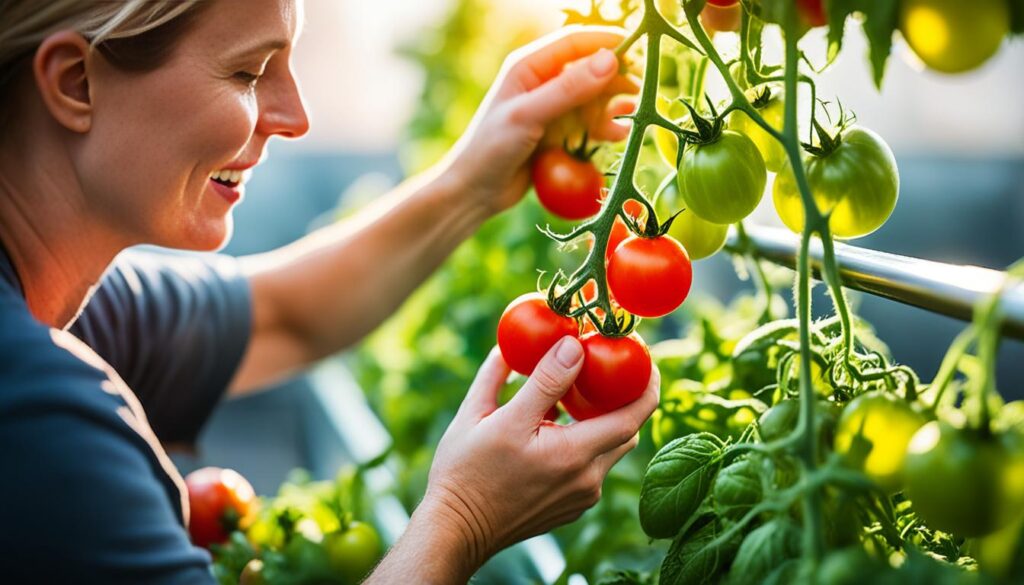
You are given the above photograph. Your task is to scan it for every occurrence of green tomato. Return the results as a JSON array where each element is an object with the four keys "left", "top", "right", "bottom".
[
  {"left": 325, "top": 521, "right": 382, "bottom": 582},
  {"left": 666, "top": 209, "right": 729, "bottom": 261},
  {"left": 833, "top": 392, "right": 927, "bottom": 493},
  {"left": 900, "top": 0, "right": 1009, "bottom": 74},
  {"left": 904, "top": 423, "right": 1024, "bottom": 537},
  {"left": 728, "top": 96, "right": 787, "bottom": 173},
  {"left": 679, "top": 130, "right": 767, "bottom": 224},
  {"left": 773, "top": 127, "right": 898, "bottom": 239}
]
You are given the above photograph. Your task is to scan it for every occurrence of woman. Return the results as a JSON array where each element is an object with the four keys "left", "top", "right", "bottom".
[{"left": 0, "top": 0, "right": 658, "bottom": 583}]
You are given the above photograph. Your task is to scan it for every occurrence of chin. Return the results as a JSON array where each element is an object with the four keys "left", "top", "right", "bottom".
[{"left": 168, "top": 217, "right": 235, "bottom": 252}]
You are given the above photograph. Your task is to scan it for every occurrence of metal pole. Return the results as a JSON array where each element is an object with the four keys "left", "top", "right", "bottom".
[{"left": 728, "top": 226, "right": 1024, "bottom": 340}]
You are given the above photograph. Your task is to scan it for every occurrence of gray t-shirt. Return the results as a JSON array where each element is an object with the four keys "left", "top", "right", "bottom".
[{"left": 0, "top": 244, "right": 251, "bottom": 583}]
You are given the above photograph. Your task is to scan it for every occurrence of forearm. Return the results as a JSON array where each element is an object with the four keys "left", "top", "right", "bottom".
[
  {"left": 242, "top": 162, "right": 488, "bottom": 362},
  {"left": 365, "top": 496, "right": 487, "bottom": 585}
]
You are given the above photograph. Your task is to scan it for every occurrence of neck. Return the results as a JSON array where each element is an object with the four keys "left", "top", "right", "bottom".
[{"left": 0, "top": 128, "right": 132, "bottom": 330}]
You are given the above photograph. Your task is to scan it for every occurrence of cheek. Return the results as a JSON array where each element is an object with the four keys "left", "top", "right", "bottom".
[{"left": 82, "top": 72, "right": 258, "bottom": 244}]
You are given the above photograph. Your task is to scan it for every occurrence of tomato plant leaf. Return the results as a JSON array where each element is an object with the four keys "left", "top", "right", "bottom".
[
  {"left": 725, "top": 517, "right": 802, "bottom": 585},
  {"left": 639, "top": 432, "right": 726, "bottom": 539},
  {"left": 660, "top": 519, "right": 741, "bottom": 585}
]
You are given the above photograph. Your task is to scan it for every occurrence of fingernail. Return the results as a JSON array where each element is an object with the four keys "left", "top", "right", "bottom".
[
  {"left": 555, "top": 337, "right": 583, "bottom": 367},
  {"left": 589, "top": 49, "right": 617, "bottom": 77}
]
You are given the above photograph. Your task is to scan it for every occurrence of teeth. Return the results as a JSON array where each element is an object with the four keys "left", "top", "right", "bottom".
[{"left": 210, "top": 169, "right": 247, "bottom": 184}]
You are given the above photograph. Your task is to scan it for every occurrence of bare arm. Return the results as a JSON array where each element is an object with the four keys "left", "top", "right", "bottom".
[
  {"left": 230, "top": 166, "right": 483, "bottom": 393},
  {"left": 228, "top": 27, "right": 637, "bottom": 395}
]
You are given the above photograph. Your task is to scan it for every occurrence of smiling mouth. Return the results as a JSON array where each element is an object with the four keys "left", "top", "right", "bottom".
[{"left": 210, "top": 168, "right": 248, "bottom": 188}]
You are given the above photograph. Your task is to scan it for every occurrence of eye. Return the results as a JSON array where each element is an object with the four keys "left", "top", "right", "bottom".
[{"left": 234, "top": 70, "right": 263, "bottom": 88}]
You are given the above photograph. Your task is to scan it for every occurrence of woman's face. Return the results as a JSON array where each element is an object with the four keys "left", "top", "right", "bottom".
[{"left": 81, "top": 0, "right": 309, "bottom": 251}]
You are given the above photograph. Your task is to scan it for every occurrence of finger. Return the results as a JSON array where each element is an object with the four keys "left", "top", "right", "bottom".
[
  {"left": 566, "top": 364, "right": 661, "bottom": 453},
  {"left": 590, "top": 98, "right": 636, "bottom": 142},
  {"left": 501, "top": 26, "right": 627, "bottom": 94},
  {"left": 458, "top": 347, "right": 511, "bottom": 420},
  {"left": 503, "top": 336, "right": 584, "bottom": 423},
  {"left": 511, "top": 48, "right": 625, "bottom": 128},
  {"left": 595, "top": 433, "right": 640, "bottom": 475}
]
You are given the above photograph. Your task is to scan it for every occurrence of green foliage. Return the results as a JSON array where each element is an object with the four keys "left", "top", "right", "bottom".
[{"left": 639, "top": 432, "right": 725, "bottom": 539}]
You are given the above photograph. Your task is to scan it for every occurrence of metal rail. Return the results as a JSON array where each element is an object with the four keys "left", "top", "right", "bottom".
[{"left": 727, "top": 226, "right": 1024, "bottom": 340}]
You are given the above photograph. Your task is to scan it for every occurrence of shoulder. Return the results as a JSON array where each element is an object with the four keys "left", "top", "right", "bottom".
[
  {"left": 0, "top": 293, "right": 122, "bottom": 417},
  {"left": 0, "top": 298, "right": 215, "bottom": 583}
]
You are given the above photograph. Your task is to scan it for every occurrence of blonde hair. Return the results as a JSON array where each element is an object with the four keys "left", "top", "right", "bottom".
[{"left": 0, "top": 0, "right": 208, "bottom": 120}]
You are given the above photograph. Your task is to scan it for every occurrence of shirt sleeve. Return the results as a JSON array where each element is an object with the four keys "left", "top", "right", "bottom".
[{"left": 69, "top": 249, "right": 252, "bottom": 446}]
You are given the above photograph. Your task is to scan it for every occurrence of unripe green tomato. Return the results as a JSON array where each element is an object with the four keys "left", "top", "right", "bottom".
[
  {"left": 833, "top": 392, "right": 927, "bottom": 493},
  {"left": 900, "top": 0, "right": 1009, "bottom": 74},
  {"left": 679, "top": 130, "right": 767, "bottom": 225},
  {"left": 325, "top": 521, "right": 383, "bottom": 582},
  {"left": 666, "top": 209, "right": 728, "bottom": 260},
  {"left": 728, "top": 97, "right": 787, "bottom": 173},
  {"left": 904, "top": 423, "right": 1024, "bottom": 537},
  {"left": 773, "top": 127, "right": 898, "bottom": 239}
]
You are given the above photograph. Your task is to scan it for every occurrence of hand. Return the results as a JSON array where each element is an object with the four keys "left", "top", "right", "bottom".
[
  {"left": 443, "top": 27, "right": 639, "bottom": 215},
  {"left": 422, "top": 336, "right": 660, "bottom": 572}
]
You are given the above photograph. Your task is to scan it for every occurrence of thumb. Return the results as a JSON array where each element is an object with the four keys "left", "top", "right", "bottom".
[
  {"left": 457, "top": 347, "right": 511, "bottom": 421},
  {"left": 504, "top": 336, "right": 584, "bottom": 422},
  {"left": 517, "top": 48, "right": 621, "bottom": 127}
]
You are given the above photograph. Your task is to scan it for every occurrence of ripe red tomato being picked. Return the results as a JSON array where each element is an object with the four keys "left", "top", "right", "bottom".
[
  {"left": 560, "top": 384, "right": 607, "bottom": 421},
  {"left": 185, "top": 467, "right": 257, "bottom": 548},
  {"left": 497, "top": 293, "right": 579, "bottom": 376},
  {"left": 576, "top": 333, "right": 652, "bottom": 412},
  {"left": 532, "top": 148, "right": 603, "bottom": 220},
  {"left": 607, "top": 235, "right": 692, "bottom": 318}
]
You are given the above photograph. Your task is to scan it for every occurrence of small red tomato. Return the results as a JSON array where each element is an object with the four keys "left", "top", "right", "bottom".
[
  {"left": 607, "top": 235, "right": 693, "bottom": 318},
  {"left": 702, "top": 2, "right": 741, "bottom": 33},
  {"left": 532, "top": 149, "right": 604, "bottom": 220},
  {"left": 185, "top": 467, "right": 257, "bottom": 549},
  {"left": 560, "top": 384, "right": 607, "bottom": 421},
  {"left": 497, "top": 293, "right": 579, "bottom": 376},
  {"left": 797, "top": 0, "right": 827, "bottom": 27},
  {"left": 706, "top": 0, "right": 738, "bottom": 6},
  {"left": 576, "top": 333, "right": 652, "bottom": 412}
]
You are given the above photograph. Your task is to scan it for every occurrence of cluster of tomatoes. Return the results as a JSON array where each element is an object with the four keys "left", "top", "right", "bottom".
[{"left": 185, "top": 467, "right": 382, "bottom": 584}]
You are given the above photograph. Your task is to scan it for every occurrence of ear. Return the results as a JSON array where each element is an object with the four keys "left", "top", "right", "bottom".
[{"left": 32, "top": 31, "right": 94, "bottom": 133}]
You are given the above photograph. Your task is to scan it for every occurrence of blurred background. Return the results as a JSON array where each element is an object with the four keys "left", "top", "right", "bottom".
[{"left": 182, "top": 0, "right": 1024, "bottom": 581}]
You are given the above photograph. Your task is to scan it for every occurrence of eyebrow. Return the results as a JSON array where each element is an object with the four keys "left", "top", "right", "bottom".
[{"left": 229, "top": 39, "right": 288, "bottom": 60}]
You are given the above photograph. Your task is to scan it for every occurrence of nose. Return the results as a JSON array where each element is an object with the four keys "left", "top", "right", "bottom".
[{"left": 256, "top": 64, "right": 310, "bottom": 139}]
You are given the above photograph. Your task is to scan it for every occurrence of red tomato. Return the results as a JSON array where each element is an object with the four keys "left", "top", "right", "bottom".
[
  {"left": 532, "top": 149, "right": 603, "bottom": 220},
  {"left": 702, "top": 2, "right": 741, "bottom": 32},
  {"left": 607, "top": 235, "right": 693, "bottom": 318},
  {"left": 497, "top": 293, "right": 579, "bottom": 376},
  {"left": 706, "top": 0, "right": 738, "bottom": 6},
  {"left": 560, "top": 384, "right": 607, "bottom": 420},
  {"left": 185, "top": 467, "right": 257, "bottom": 549},
  {"left": 576, "top": 333, "right": 652, "bottom": 411},
  {"left": 797, "top": 0, "right": 827, "bottom": 27}
]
